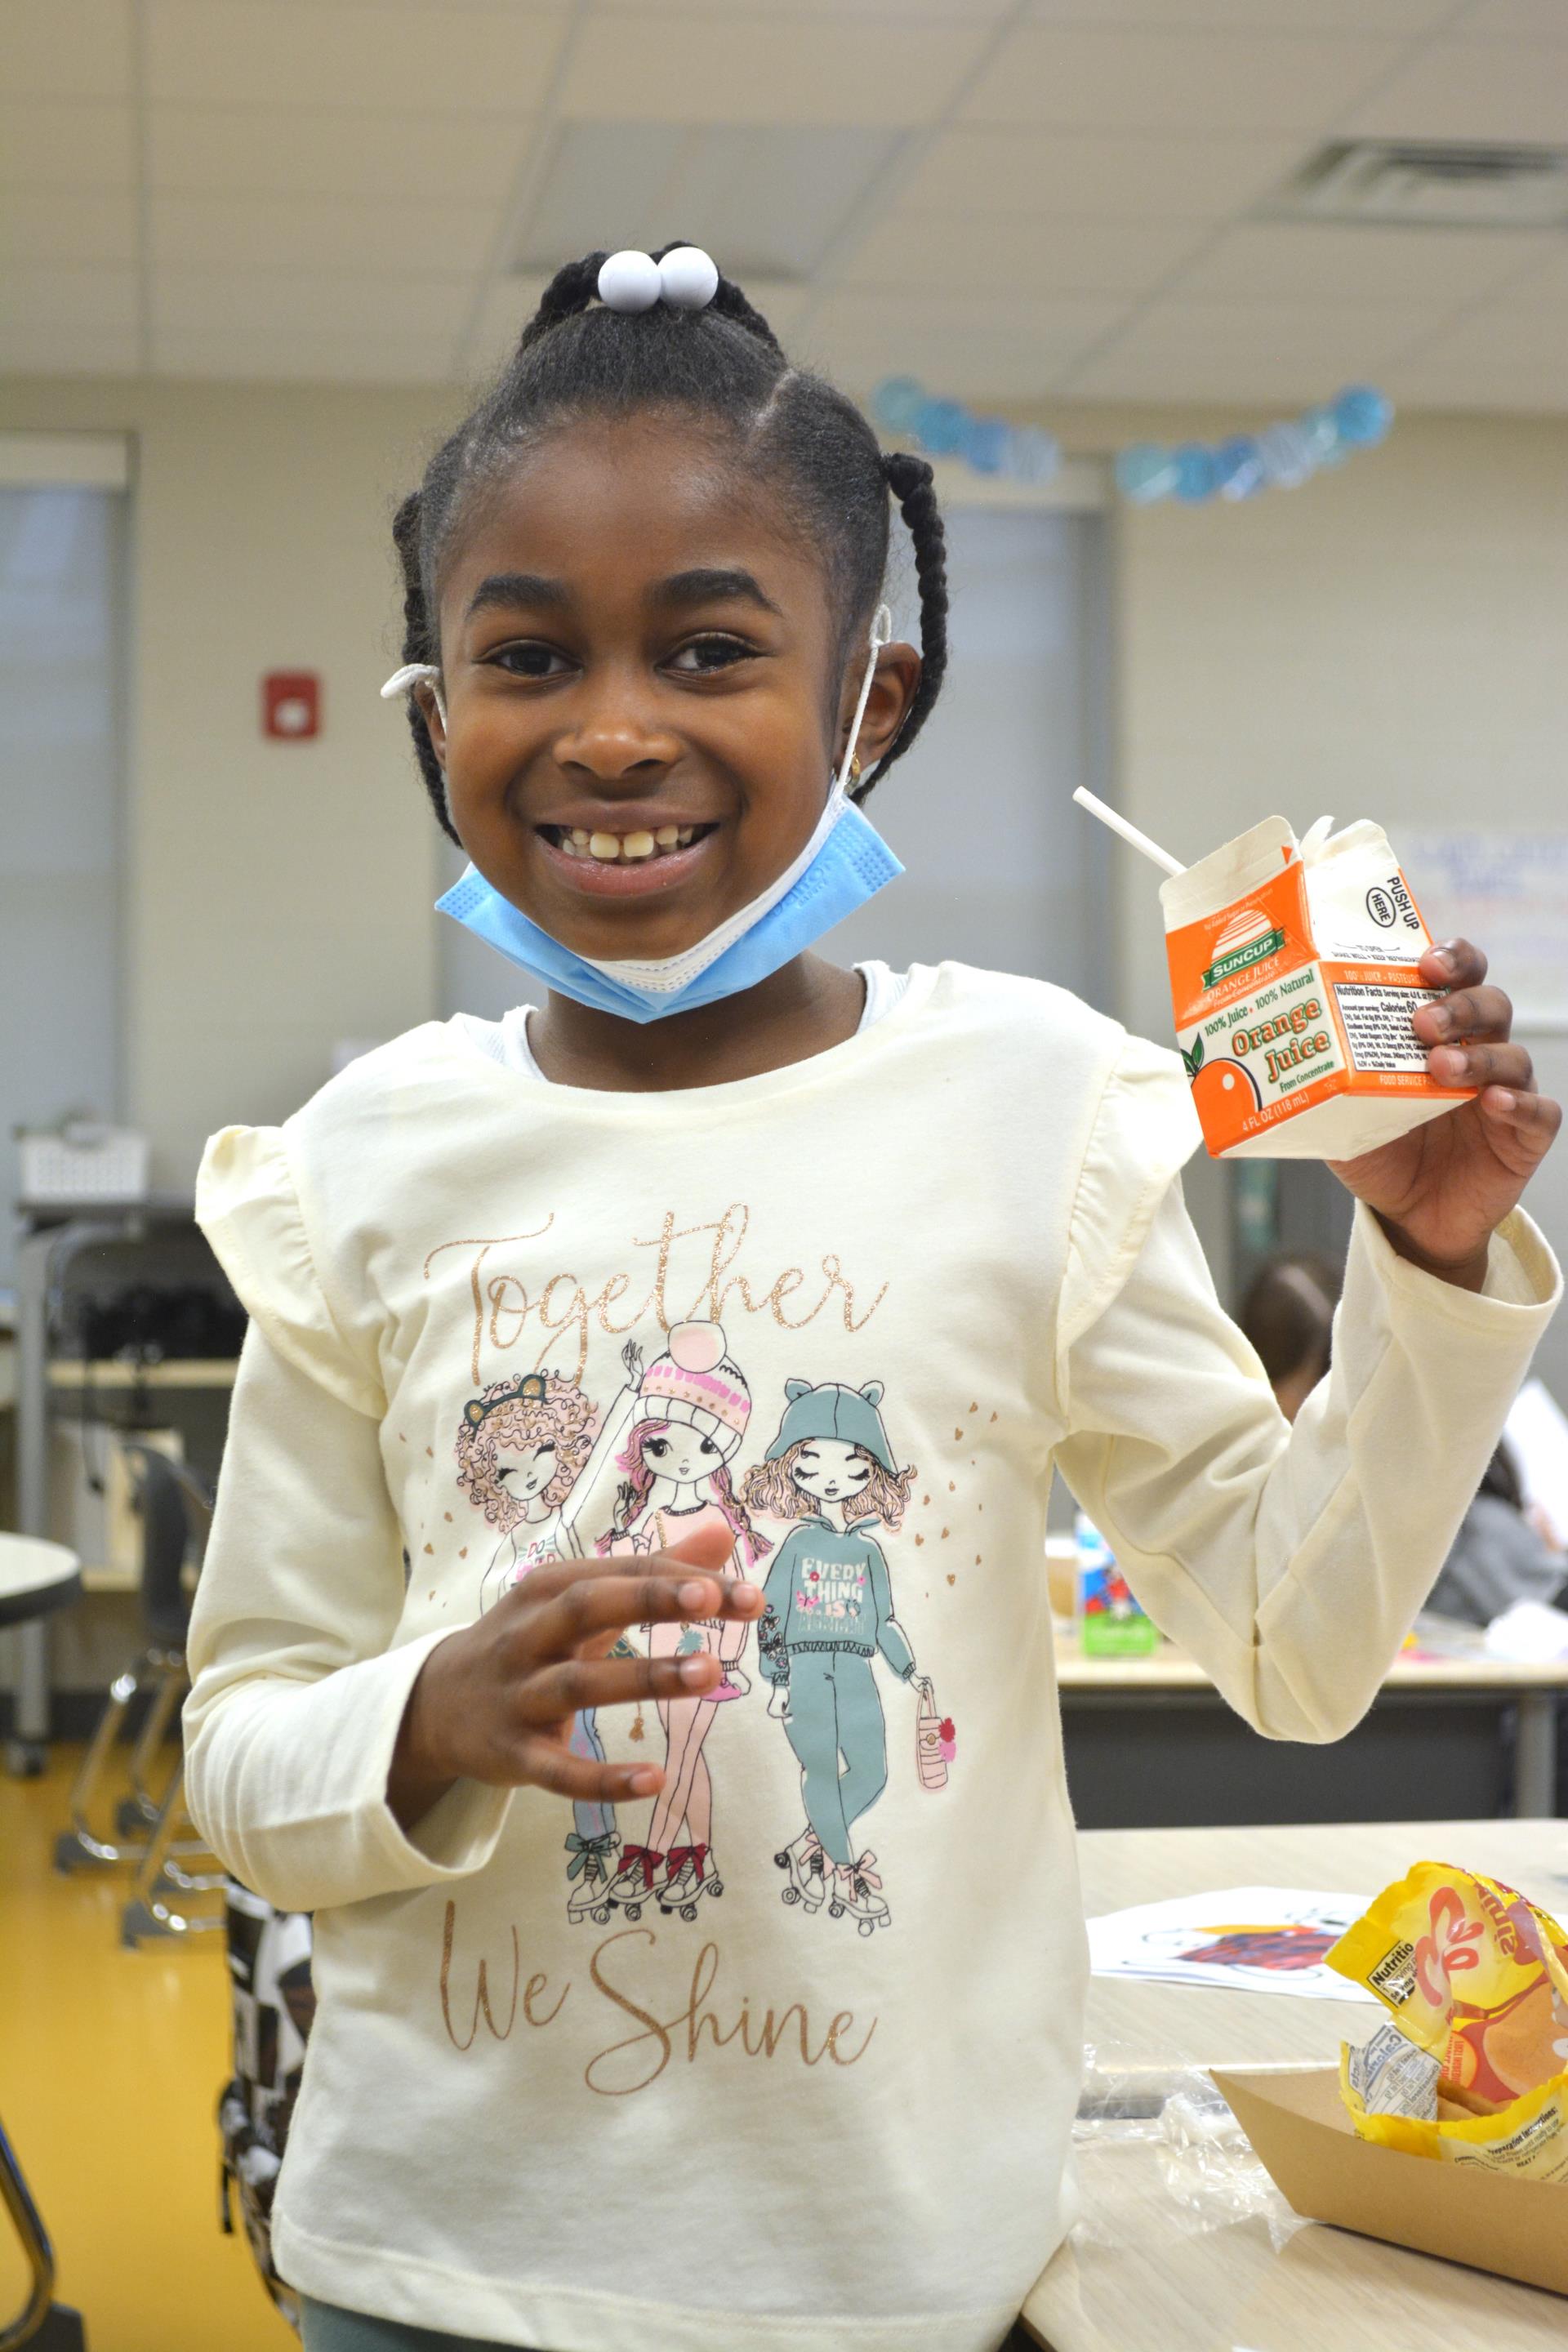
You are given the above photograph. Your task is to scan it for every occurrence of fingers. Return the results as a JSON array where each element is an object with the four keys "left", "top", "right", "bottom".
[
  {"left": 661, "top": 1518, "right": 734, "bottom": 1575},
  {"left": 1427, "top": 1040, "right": 1535, "bottom": 1094},
  {"left": 1420, "top": 938, "right": 1488, "bottom": 991},
  {"left": 1414, "top": 981, "right": 1513, "bottom": 1049},
  {"left": 524, "top": 1570, "right": 761, "bottom": 1661},
  {"left": 516, "top": 1734, "right": 663, "bottom": 1806},
  {"left": 1476, "top": 1084, "right": 1563, "bottom": 1174},
  {"left": 521, "top": 1647, "right": 724, "bottom": 1726}
]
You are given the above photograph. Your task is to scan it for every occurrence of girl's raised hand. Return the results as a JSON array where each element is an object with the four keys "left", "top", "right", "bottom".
[
  {"left": 387, "top": 1518, "right": 761, "bottom": 1832},
  {"left": 1329, "top": 939, "right": 1561, "bottom": 1286}
]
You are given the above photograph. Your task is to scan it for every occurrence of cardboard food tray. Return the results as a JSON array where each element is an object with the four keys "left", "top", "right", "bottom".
[{"left": 1213, "top": 2066, "right": 1568, "bottom": 2301}]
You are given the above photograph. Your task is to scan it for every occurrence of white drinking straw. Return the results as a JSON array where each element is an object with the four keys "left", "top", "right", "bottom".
[{"left": 1072, "top": 786, "right": 1186, "bottom": 878}]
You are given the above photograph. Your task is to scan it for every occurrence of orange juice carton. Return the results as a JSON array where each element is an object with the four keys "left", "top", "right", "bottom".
[{"left": 1157, "top": 813, "right": 1473, "bottom": 1160}]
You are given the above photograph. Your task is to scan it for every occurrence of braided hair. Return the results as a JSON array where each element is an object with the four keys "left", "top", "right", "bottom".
[{"left": 392, "top": 245, "right": 948, "bottom": 846}]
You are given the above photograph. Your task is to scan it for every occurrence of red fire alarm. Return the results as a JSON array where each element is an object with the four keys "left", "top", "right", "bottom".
[{"left": 263, "top": 670, "right": 321, "bottom": 740}]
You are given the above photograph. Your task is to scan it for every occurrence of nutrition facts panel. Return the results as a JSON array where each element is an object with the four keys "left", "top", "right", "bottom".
[{"left": 1332, "top": 982, "right": 1437, "bottom": 1074}]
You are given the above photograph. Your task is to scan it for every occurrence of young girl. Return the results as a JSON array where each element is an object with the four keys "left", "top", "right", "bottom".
[
  {"left": 743, "top": 1376, "right": 926, "bottom": 1932},
  {"left": 593, "top": 1322, "right": 768, "bottom": 1919},
  {"left": 185, "top": 243, "right": 1560, "bottom": 2352}
]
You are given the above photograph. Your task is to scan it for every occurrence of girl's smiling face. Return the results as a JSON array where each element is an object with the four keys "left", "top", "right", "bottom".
[
  {"left": 791, "top": 1439, "right": 873, "bottom": 1508},
  {"left": 640, "top": 1423, "right": 729, "bottom": 1487},
  {"left": 493, "top": 1438, "right": 557, "bottom": 1505},
  {"left": 423, "top": 413, "right": 918, "bottom": 965}
]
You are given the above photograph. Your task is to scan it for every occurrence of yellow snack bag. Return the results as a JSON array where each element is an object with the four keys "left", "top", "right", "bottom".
[
  {"left": 1340, "top": 2042, "right": 1568, "bottom": 2185},
  {"left": 1327, "top": 1863, "right": 1568, "bottom": 2108}
]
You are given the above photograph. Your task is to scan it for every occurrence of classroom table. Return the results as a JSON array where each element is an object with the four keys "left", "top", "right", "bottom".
[
  {"left": 1022, "top": 1816, "right": 1568, "bottom": 2352},
  {"left": 0, "top": 1535, "right": 82, "bottom": 1632},
  {"left": 1055, "top": 1628, "right": 1568, "bottom": 1824}
]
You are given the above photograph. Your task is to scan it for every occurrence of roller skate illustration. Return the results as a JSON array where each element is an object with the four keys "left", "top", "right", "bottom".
[
  {"left": 658, "top": 1842, "right": 723, "bottom": 1920},
  {"left": 564, "top": 1830, "right": 620, "bottom": 1927},
  {"left": 775, "top": 1827, "right": 828, "bottom": 1914},
  {"left": 604, "top": 1843, "right": 665, "bottom": 1922},
  {"left": 829, "top": 1852, "right": 889, "bottom": 1936}
]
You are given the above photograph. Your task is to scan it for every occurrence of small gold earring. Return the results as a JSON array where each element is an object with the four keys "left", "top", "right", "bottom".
[{"left": 849, "top": 754, "right": 862, "bottom": 782}]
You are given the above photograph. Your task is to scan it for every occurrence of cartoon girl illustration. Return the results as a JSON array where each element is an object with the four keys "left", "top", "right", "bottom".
[
  {"left": 454, "top": 1348, "right": 646, "bottom": 1926},
  {"left": 742, "top": 1379, "right": 929, "bottom": 1936},
  {"left": 596, "top": 1322, "right": 770, "bottom": 1923}
]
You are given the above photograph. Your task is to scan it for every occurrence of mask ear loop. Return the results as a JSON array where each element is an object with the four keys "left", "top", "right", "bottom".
[
  {"left": 381, "top": 662, "right": 452, "bottom": 823},
  {"left": 832, "top": 604, "right": 893, "bottom": 799},
  {"left": 381, "top": 662, "right": 447, "bottom": 730}
]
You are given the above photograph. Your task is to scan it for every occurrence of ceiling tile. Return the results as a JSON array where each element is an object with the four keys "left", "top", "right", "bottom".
[
  {"left": 151, "top": 327, "right": 457, "bottom": 385},
  {"left": 557, "top": 14, "right": 987, "bottom": 126},
  {"left": 1393, "top": 301, "right": 1568, "bottom": 372},
  {"left": 0, "top": 266, "right": 139, "bottom": 333},
  {"left": 149, "top": 193, "right": 497, "bottom": 276},
  {"left": 146, "top": 0, "right": 569, "bottom": 114},
  {"left": 0, "top": 100, "right": 136, "bottom": 189},
  {"left": 1027, "top": 0, "right": 1452, "bottom": 25},
  {"left": 898, "top": 128, "right": 1309, "bottom": 221},
  {"left": 960, "top": 26, "right": 1406, "bottom": 132},
  {"left": 2, "top": 322, "right": 140, "bottom": 376},
  {"left": 7, "top": 0, "right": 134, "bottom": 100},
  {"left": 148, "top": 105, "right": 534, "bottom": 206},
  {"left": 650, "top": 0, "right": 1013, "bottom": 14},
  {"left": 1062, "top": 296, "right": 1441, "bottom": 403},
  {"left": 0, "top": 191, "right": 138, "bottom": 270},
  {"left": 1456, "top": 2, "right": 1568, "bottom": 36},
  {"left": 1178, "top": 223, "right": 1553, "bottom": 309},
  {"left": 805, "top": 288, "right": 1129, "bottom": 400},
  {"left": 1384, "top": 357, "right": 1568, "bottom": 412},
  {"left": 1349, "top": 38, "right": 1568, "bottom": 142},
  {"left": 838, "top": 211, "right": 1209, "bottom": 301},
  {"left": 154, "top": 270, "right": 475, "bottom": 341}
]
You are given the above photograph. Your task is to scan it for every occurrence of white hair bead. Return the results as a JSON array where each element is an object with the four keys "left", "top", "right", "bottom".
[
  {"left": 596, "top": 249, "right": 662, "bottom": 314},
  {"left": 657, "top": 245, "right": 719, "bottom": 311}
]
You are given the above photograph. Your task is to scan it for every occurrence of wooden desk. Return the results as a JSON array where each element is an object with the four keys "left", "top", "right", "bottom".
[
  {"left": 1056, "top": 1629, "right": 1568, "bottom": 1824},
  {"left": 1023, "top": 1818, "right": 1568, "bottom": 2352}
]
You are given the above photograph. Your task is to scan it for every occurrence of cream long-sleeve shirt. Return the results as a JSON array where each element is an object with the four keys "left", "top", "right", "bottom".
[{"left": 183, "top": 962, "right": 1559, "bottom": 2352}]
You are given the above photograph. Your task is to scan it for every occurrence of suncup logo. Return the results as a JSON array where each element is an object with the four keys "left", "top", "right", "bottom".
[{"left": 1202, "top": 905, "right": 1286, "bottom": 990}]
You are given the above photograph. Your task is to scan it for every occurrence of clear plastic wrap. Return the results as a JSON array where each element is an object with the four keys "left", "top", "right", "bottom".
[{"left": 1073, "top": 2044, "right": 1308, "bottom": 2249}]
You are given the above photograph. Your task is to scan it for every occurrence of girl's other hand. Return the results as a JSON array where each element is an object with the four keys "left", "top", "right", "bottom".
[
  {"left": 387, "top": 1519, "right": 762, "bottom": 1832},
  {"left": 1329, "top": 939, "right": 1561, "bottom": 1290}
]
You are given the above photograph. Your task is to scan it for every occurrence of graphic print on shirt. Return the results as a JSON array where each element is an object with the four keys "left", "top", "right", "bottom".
[
  {"left": 593, "top": 1322, "right": 772, "bottom": 1926},
  {"left": 742, "top": 1379, "right": 932, "bottom": 1936},
  {"left": 453, "top": 1348, "right": 646, "bottom": 1925}
]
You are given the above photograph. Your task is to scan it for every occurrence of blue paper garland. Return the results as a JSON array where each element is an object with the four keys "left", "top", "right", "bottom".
[{"left": 871, "top": 377, "right": 1393, "bottom": 505}]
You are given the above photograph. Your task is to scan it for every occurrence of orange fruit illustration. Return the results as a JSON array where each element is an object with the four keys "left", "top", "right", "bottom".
[{"left": 1189, "top": 1054, "right": 1262, "bottom": 1134}]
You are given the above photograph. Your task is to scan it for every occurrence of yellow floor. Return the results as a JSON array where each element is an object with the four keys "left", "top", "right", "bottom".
[{"left": 0, "top": 1744, "right": 295, "bottom": 2350}]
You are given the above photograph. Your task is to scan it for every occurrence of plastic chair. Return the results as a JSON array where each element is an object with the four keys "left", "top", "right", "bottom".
[{"left": 54, "top": 1448, "right": 213, "bottom": 1874}]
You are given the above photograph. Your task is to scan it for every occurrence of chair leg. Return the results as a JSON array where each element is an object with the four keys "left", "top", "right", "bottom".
[
  {"left": 116, "top": 1655, "right": 188, "bottom": 1834},
  {"left": 0, "top": 2109, "right": 89, "bottom": 2351},
  {"left": 54, "top": 1661, "right": 144, "bottom": 1870},
  {"left": 120, "top": 1762, "right": 225, "bottom": 1948},
  {"left": 56, "top": 1654, "right": 212, "bottom": 1874}
]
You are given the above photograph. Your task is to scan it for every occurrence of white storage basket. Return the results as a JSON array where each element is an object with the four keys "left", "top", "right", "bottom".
[{"left": 18, "top": 1121, "right": 150, "bottom": 1204}]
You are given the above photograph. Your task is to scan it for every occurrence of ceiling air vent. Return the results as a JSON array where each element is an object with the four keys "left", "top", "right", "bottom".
[{"left": 1263, "top": 140, "right": 1568, "bottom": 230}]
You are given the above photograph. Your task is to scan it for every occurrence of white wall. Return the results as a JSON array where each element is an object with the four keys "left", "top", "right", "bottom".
[{"left": 0, "top": 376, "right": 461, "bottom": 1187}]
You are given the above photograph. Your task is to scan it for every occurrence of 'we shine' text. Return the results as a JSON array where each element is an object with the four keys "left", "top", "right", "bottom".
[{"left": 439, "top": 1903, "right": 878, "bottom": 2096}]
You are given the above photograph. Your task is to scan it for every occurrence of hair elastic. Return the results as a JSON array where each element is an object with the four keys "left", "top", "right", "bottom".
[{"left": 597, "top": 246, "right": 719, "bottom": 315}]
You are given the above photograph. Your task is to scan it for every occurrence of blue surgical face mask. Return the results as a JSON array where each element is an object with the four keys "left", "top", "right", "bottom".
[{"left": 383, "top": 606, "right": 903, "bottom": 1024}]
